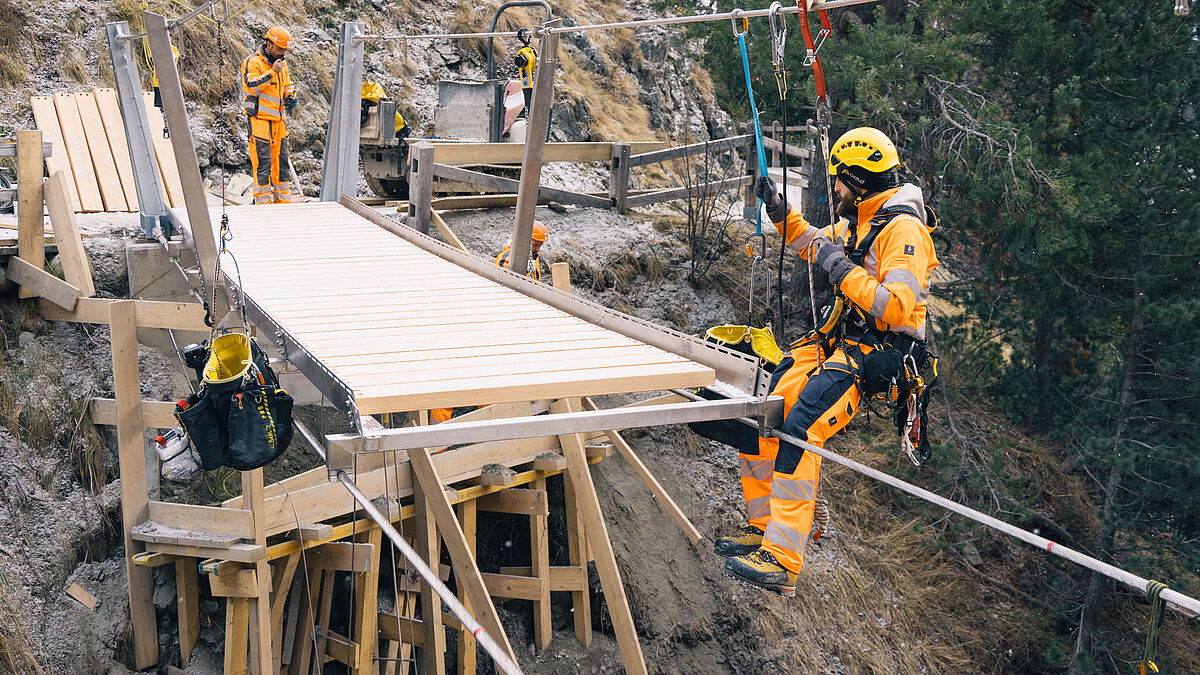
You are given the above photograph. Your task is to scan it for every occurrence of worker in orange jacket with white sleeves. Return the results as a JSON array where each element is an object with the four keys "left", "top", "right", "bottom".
[
  {"left": 241, "top": 26, "right": 297, "bottom": 204},
  {"left": 717, "top": 127, "right": 939, "bottom": 596}
]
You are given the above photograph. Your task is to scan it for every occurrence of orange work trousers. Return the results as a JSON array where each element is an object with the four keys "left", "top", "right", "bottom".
[
  {"left": 248, "top": 118, "right": 293, "bottom": 204},
  {"left": 739, "top": 337, "right": 866, "bottom": 573}
]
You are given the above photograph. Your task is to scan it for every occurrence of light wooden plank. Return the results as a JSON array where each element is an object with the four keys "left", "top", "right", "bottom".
[
  {"left": 16, "top": 130, "right": 44, "bottom": 300},
  {"left": 30, "top": 96, "right": 80, "bottom": 211},
  {"left": 52, "top": 93, "right": 104, "bottom": 212},
  {"left": 92, "top": 88, "right": 139, "bottom": 210},
  {"left": 476, "top": 488, "right": 549, "bottom": 516},
  {"left": 74, "top": 92, "right": 127, "bottom": 212},
  {"left": 350, "top": 528, "right": 382, "bottom": 674},
  {"left": 90, "top": 399, "right": 178, "bottom": 428},
  {"left": 45, "top": 171, "right": 97, "bottom": 296},
  {"left": 303, "top": 542, "right": 377, "bottom": 573},
  {"left": 224, "top": 598, "right": 249, "bottom": 673},
  {"left": 39, "top": 297, "right": 208, "bottom": 330},
  {"left": 111, "top": 301, "right": 159, "bottom": 668},
  {"left": 5, "top": 256, "right": 79, "bottom": 310},
  {"left": 147, "top": 501, "right": 254, "bottom": 539},
  {"left": 142, "top": 93, "right": 185, "bottom": 208},
  {"left": 413, "top": 475, "right": 446, "bottom": 675},
  {"left": 530, "top": 476, "right": 551, "bottom": 649},
  {"left": 176, "top": 559, "right": 199, "bottom": 667},
  {"left": 66, "top": 582, "right": 98, "bottom": 610}
]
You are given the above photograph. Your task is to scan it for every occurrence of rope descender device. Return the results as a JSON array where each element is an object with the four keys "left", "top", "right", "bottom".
[
  {"left": 731, "top": 9, "right": 771, "bottom": 239},
  {"left": 768, "top": 2, "right": 788, "bottom": 99}
]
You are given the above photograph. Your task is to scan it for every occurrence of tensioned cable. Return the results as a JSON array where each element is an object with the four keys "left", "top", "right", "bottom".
[
  {"left": 355, "top": 0, "right": 879, "bottom": 42},
  {"left": 667, "top": 389, "right": 1200, "bottom": 618}
]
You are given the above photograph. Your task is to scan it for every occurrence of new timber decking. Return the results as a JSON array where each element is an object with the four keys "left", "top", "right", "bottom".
[{"left": 199, "top": 202, "right": 715, "bottom": 414}]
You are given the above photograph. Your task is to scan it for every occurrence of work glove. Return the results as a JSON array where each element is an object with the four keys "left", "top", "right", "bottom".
[
  {"left": 754, "top": 174, "right": 789, "bottom": 225},
  {"left": 515, "top": 52, "right": 529, "bottom": 69},
  {"left": 284, "top": 95, "right": 298, "bottom": 111},
  {"left": 812, "top": 237, "right": 856, "bottom": 288}
]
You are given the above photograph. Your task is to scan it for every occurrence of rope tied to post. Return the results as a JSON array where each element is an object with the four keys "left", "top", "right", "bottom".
[{"left": 1140, "top": 580, "right": 1168, "bottom": 674}]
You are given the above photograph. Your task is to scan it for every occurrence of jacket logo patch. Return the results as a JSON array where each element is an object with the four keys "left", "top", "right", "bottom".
[
  {"left": 828, "top": 416, "right": 838, "bottom": 426},
  {"left": 904, "top": 245, "right": 915, "bottom": 255}
]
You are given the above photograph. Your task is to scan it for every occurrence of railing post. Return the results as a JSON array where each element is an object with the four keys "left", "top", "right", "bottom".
[
  {"left": 609, "top": 141, "right": 630, "bottom": 213},
  {"left": 407, "top": 142, "right": 434, "bottom": 234}
]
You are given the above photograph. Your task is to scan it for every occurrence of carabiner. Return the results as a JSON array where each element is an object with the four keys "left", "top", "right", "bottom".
[
  {"left": 746, "top": 231, "right": 766, "bottom": 261},
  {"left": 730, "top": 8, "right": 748, "bottom": 37},
  {"left": 768, "top": 2, "right": 788, "bottom": 98}
]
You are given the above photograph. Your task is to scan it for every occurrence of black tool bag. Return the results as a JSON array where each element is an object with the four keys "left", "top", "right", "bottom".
[{"left": 175, "top": 333, "right": 294, "bottom": 471}]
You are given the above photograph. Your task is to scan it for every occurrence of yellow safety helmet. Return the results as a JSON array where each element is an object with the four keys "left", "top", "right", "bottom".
[
  {"left": 828, "top": 127, "right": 900, "bottom": 197},
  {"left": 532, "top": 221, "right": 549, "bottom": 242},
  {"left": 362, "top": 80, "right": 386, "bottom": 104},
  {"left": 265, "top": 26, "right": 294, "bottom": 50}
]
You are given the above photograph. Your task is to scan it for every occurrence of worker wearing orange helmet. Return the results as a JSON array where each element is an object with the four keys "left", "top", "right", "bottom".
[
  {"left": 717, "top": 127, "right": 939, "bottom": 596},
  {"left": 494, "top": 220, "right": 549, "bottom": 282},
  {"left": 241, "top": 26, "right": 297, "bottom": 204}
]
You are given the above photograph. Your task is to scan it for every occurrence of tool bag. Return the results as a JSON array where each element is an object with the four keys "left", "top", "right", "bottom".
[{"left": 175, "top": 333, "right": 294, "bottom": 471}]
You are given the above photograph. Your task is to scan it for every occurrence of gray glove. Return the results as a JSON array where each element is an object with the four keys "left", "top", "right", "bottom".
[
  {"left": 754, "top": 175, "right": 789, "bottom": 224},
  {"left": 812, "top": 238, "right": 856, "bottom": 288}
]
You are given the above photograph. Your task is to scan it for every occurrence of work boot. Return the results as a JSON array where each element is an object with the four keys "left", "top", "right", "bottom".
[
  {"left": 713, "top": 525, "right": 763, "bottom": 557},
  {"left": 723, "top": 548, "right": 797, "bottom": 597}
]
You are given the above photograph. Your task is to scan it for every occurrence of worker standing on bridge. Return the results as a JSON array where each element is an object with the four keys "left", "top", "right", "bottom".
[
  {"left": 718, "top": 127, "right": 939, "bottom": 596},
  {"left": 495, "top": 220, "right": 549, "bottom": 282},
  {"left": 241, "top": 26, "right": 297, "bottom": 204},
  {"left": 514, "top": 28, "right": 537, "bottom": 116}
]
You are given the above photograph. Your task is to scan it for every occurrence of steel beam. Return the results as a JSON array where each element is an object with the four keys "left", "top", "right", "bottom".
[
  {"left": 143, "top": 11, "right": 219, "bottom": 308},
  {"left": 508, "top": 18, "right": 561, "bottom": 276},
  {"left": 341, "top": 195, "right": 769, "bottom": 396},
  {"left": 324, "top": 397, "right": 782, "bottom": 470},
  {"left": 320, "top": 21, "right": 366, "bottom": 201},
  {"left": 106, "top": 21, "right": 174, "bottom": 238}
]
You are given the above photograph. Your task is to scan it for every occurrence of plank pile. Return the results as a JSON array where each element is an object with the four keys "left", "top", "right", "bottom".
[{"left": 30, "top": 90, "right": 185, "bottom": 213}]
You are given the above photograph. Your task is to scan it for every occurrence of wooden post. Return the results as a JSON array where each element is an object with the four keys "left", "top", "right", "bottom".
[
  {"left": 609, "top": 141, "right": 631, "bottom": 214},
  {"left": 413, "top": 473, "right": 446, "bottom": 675},
  {"left": 562, "top": 469, "right": 592, "bottom": 647},
  {"left": 550, "top": 261, "right": 571, "bottom": 294},
  {"left": 224, "top": 598, "right": 250, "bottom": 675},
  {"left": 110, "top": 301, "right": 159, "bottom": 669},
  {"left": 554, "top": 398, "right": 647, "bottom": 674},
  {"left": 770, "top": 120, "right": 782, "bottom": 167},
  {"left": 408, "top": 142, "right": 434, "bottom": 234},
  {"left": 351, "top": 527, "right": 383, "bottom": 674},
  {"left": 176, "top": 559, "right": 200, "bottom": 667},
  {"left": 16, "top": 130, "right": 43, "bottom": 300},
  {"left": 288, "top": 570, "right": 318, "bottom": 675},
  {"left": 242, "top": 469, "right": 273, "bottom": 675},
  {"left": 409, "top": 446, "right": 517, "bottom": 662},
  {"left": 509, "top": 18, "right": 562, "bottom": 276},
  {"left": 45, "top": 171, "right": 96, "bottom": 297},
  {"left": 530, "top": 476, "right": 552, "bottom": 650},
  {"left": 455, "top": 500, "right": 477, "bottom": 675}
]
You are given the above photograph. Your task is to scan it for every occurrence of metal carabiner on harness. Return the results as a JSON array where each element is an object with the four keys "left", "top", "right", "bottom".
[{"left": 768, "top": 2, "right": 788, "bottom": 99}]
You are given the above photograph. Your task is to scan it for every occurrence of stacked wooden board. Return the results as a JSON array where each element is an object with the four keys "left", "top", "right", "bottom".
[
  {"left": 30, "top": 90, "right": 186, "bottom": 213},
  {"left": 191, "top": 202, "right": 717, "bottom": 415}
]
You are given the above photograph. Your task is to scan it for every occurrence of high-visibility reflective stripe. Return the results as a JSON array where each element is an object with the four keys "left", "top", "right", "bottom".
[
  {"left": 786, "top": 226, "right": 822, "bottom": 255},
  {"left": 883, "top": 269, "right": 922, "bottom": 299},
  {"left": 747, "top": 495, "right": 771, "bottom": 521},
  {"left": 771, "top": 477, "right": 815, "bottom": 502},
  {"left": 253, "top": 194, "right": 272, "bottom": 204},
  {"left": 258, "top": 93, "right": 282, "bottom": 105},
  {"left": 870, "top": 285, "right": 892, "bottom": 317},
  {"left": 765, "top": 520, "right": 804, "bottom": 556},
  {"left": 740, "top": 457, "right": 774, "bottom": 481},
  {"left": 891, "top": 323, "right": 925, "bottom": 340}
]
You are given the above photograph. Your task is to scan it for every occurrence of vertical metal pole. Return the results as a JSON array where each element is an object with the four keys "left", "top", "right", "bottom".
[
  {"left": 407, "top": 142, "right": 434, "bottom": 234},
  {"left": 509, "top": 19, "right": 561, "bottom": 276},
  {"left": 609, "top": 141, "right": 630, "bottom": 213},
  {"left": 106, "top": 21, "right": 174, "bottom": 239},
  {"left": 143, "top": 11, "right": 220, "bottom": 311},
  {"left": 319, "top": 21, "right": 366, "bottom": 201}
]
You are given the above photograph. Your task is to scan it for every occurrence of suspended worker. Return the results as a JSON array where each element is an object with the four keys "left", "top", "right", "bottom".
[
  {"left": 717, "top": 127, "right": 939, "bottom": 596},
  {"left": 241, "top": 26, "right": 297, "bottom": 204},
  {"left": 514, "top": 28, "right": 537, "bottom": 116},
  {"left": 494, "top": 220, "right": 549, "bottom": 282}
]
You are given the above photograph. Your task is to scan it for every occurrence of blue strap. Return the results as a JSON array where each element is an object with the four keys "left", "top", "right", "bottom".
[{"left": 736, "top": 28, "right": 770, "bottom": 237}]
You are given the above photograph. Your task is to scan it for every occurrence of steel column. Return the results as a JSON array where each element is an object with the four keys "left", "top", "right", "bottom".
[
  {"left": 508, "top": 18, "right": 560, "bottom": 276},
  {"left": 319, "top": 21, "right": 366, "bottom": 201},
  {"left": 106, "top": 21, "right": 174, "bottom": 238}
]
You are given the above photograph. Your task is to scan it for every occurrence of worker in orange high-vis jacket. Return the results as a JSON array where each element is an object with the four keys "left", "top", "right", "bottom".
[
  {"left": 718, "top": 127, "right": 939, "bottom": 596},
  {"left": 494, "top": 220, "right": 548, "bottom": 282},
  {"left": 241, "top": 26, "right": 297, "bottom": 204}
]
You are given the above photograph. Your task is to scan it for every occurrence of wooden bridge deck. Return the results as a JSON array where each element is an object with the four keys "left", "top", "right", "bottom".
[{"left": 209, "top": 202, "right": 714, "bottom": 414}]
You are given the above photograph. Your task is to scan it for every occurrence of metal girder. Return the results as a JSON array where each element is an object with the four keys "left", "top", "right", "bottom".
[
  {"left": 105, "top": 21, "right": 174, "bottom": 238},
  {"left": 324, "top": 396, "right": 783, "bottom": 473},
  {"left": 341, "top": 195, "right": 770, "bottom": 397},
  {"left": 319, "top": 21, "right": 366, "bottom": 201}
]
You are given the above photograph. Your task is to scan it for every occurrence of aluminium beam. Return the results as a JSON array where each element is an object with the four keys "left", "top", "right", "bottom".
[
  {"left": 105, "top": 21, "right": 174, "bottom": 238},
  {"left": 341, "top": 195, "right": 769, "bottom": 396},
  {"left": 320, "top": 21, "right": 366, "bottom": 201},
  {"left": 324, "top": 397, "right": 783, "bottom": 471}
]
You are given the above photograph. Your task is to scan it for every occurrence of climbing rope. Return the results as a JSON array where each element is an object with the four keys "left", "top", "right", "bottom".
[{"left": 1141, "top": 580, "right": 1168, "bottom": 674}]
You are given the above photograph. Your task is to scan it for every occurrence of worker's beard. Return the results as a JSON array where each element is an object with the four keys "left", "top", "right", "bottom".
[{"left": 834, "top": 191, "right": 856, "bottom": 218}]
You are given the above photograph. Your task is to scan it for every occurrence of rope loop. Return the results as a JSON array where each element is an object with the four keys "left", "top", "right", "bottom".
[{"left": 1140, "top": 580, "right": 1168, "bottom": 674}]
